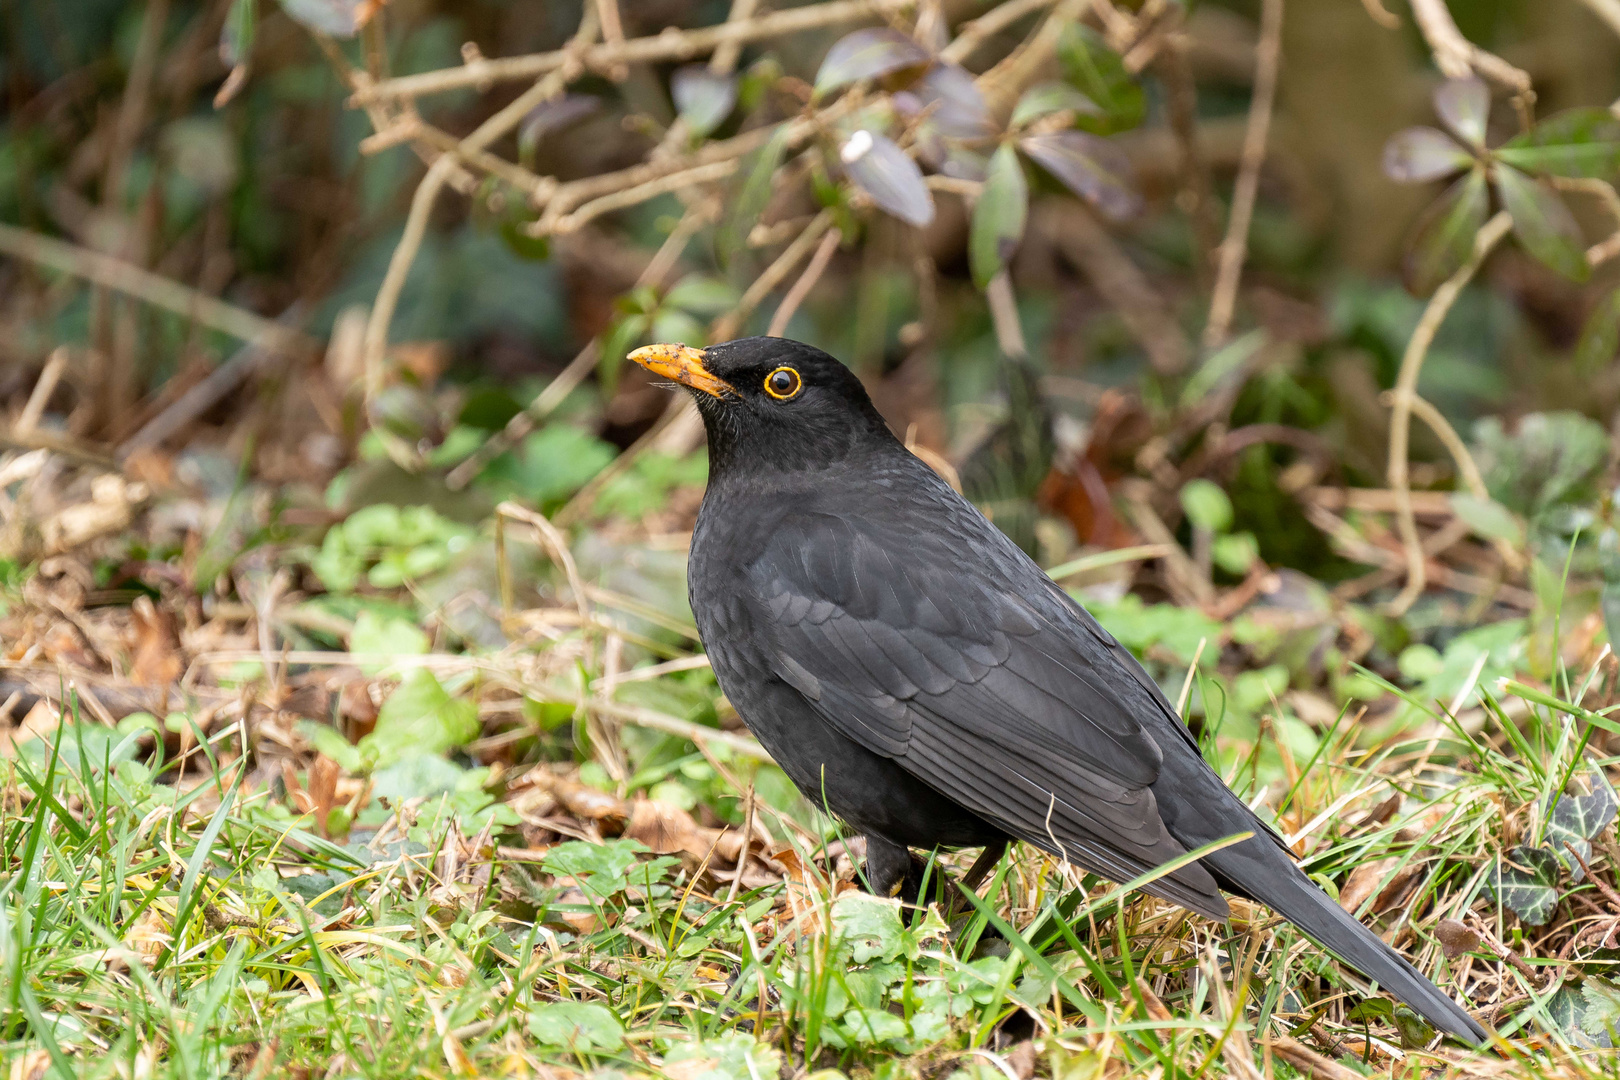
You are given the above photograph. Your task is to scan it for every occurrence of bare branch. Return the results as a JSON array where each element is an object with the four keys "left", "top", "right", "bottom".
[
  {"left": 352, "top": 0, "right": 915, "bottom": 105},
  {"left": 1409, "top": 0, "right": 1532, "bottom": 95},
  {"left": 1202, "top": 0, "right": 1281, "bottom": 348},
  {"left": 768, "top": 226, "right": 843, "bottom": 337},
  {"left": 1385, "top": 211, "right": 1513, "bottom": 617}
]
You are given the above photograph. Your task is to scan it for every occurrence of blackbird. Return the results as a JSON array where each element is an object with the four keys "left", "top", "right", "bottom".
[{"left": 629, "top": 336, "right": 1487, "bottom": 1045}]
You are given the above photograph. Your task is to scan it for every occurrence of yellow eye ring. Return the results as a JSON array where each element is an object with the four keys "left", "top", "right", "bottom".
[{"left": 763, "top": 366, "right": 802, "bottom": 400}]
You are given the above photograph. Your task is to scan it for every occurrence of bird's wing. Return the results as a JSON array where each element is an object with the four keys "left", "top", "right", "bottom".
[{"left": 744, "top": 510, "right": 1228, "bottom": 917}]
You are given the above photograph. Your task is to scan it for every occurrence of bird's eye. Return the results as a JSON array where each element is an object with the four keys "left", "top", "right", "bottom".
[{"left": 763, "top": 366, "right": 802, "bottom": 401}]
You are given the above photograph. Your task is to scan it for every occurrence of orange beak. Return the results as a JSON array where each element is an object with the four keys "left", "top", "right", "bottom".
[{"left": 627, "top": 343, "right": 733, "bottom": 398}]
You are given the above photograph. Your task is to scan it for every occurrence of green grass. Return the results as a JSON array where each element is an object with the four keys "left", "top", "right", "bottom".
[{"left": 8, "top": 651, "right": 1620, "bottom": 1079}]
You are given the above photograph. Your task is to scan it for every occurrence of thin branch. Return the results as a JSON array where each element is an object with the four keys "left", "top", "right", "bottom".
[
  {"left": 593, "top": 0, "right": 630, "bottom": 81},
  {"left": 986, "top": 271, "right": 1029, "bottom": 359},
  {"left": 362, "top": 15, "right": 598, "bottom": 470},
  {"left": 712, "top": 209, "right": 837, "bottom": 342},
  {"left": 1409, "top": 0, "right": 1533, "bottom": 96},
  {"left": 1386, "top": 210, "right": 1513, "bottom": 616},
  {"left": 939, "top": 0, "right": 1058, "bottom": 64},
  {"left": 352, "top": 0, "right": 914, "bottom": 104},
  {"left": 976, "top": 0, "right": 1093, "bottom": 116},
  {"left": 768, "top": 226, "right": 842, "bottom": 337},
  {"left": 444, "top": 206, "right": 712, "bottom": 490},
  {"left": 1551, "top": 176, "right": 1620, "bottom": 265},
  {"left": 0, "top": 222, "right": 308, "bottom": 350},
  {"left": 549, "top": 160, "right": 738, "bottom": 234},
  {"left": 1202, "top": 0, "right": 1281, "bottom": 348},
  {"left": 710, "top": 0, "right": 762, "bottom": 75}
]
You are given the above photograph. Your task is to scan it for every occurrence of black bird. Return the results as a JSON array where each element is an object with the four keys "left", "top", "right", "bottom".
[{"left": 629, "top": 336, "right": 1488, "bottom": 1046}]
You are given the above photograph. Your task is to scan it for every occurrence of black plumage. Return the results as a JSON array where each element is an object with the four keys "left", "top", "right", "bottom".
[{"left": 628, "top": 336, "right": 1488, "bottom": 1046}]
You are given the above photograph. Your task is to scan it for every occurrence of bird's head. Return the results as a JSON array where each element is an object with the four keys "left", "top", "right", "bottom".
[{"left": 628, "top": 337, "right": 897, "bottom": 476}]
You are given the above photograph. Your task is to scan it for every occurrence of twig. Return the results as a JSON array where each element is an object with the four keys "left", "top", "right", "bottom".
[
  {"left": 17, "top": 349, "right": 69, "bottom": 435},
  {"left": 986, "top": 272, "right": 1028, "bottom": 359},
  {"left": 496, "top": 501, "right": 593, "bottom": 671},
  {"left": 0, "top": 223, "right": 308, "bottom": 350},
  {"left": 1409, "top": 0, "right": 1533, "bottom": 96},
  {"left": 590, "top": 700, "right": 770, "bottom": 761},
  {"left": 549, "top": 160, "right": 739, "bottom": 234},
  {"left": 1157, "top": 41, "right": 1218, "bottom": 293},
  {"left": 767, "top": 227, "right": 842, "bottom": 337},
  {"left": 1202, "top": 0, "right": 1282, "bottom": 348},
  {"left": 939, "top": 0, "right": 1058, "bottom": 64},
  {"left": 552, "top": 395, "right": 689, "bottom": 528},
  {"left": 119, "top": 303, "right": 307, "bottom": 459},
  {"left": 1040, "top": 201, "right": 1191, "bottom": 375},
  {"left": 1551, "top": 176, "right": 1620, "bottom": 265},
  {"left": 710, "top": 0, "right": 762, "bottom": 75},
  {"left": 363, "top": 12, "right": 599, "bottom": 470},
  {"left": 1577, "top": 0, "right": 1620, "bottom": 41},
  {"left": 713, "top": 209, "right": 837, "bottom": 341},
  {"left": 352, "top": 0, "right": 914, "bottom": 104},
  {"left": 445, "top": 206, "right": 711, "bottom": 490},
  {"left": 1385, "top": 211, "right": 1512, "bottom": 616},
  {"left": 1120, "top": 480, "right": 1214, "bottom": 606},
  {"left": 977, "top": 0, "right": 1093, "bottom": 116},
  {"left": 593, "top": 0, "right": 630, "bottom": 81}
]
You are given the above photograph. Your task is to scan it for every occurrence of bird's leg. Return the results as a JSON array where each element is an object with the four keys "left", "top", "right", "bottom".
[
  {"left": 960, "top": 840, "right": 1009, "bottom": 891},
  {"left": 862, "top": 835, "right": 917, "bottom": 899}
]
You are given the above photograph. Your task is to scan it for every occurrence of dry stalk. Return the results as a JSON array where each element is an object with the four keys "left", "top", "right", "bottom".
[
  {"left": 768, "top": 226, "right": 843, "bottom": 338},
  {"left": 939, "top": 0, "right": 1059, "bottom": 64},
  {"left": 1409, "top": 0, "right": 1533, "bottom": 99},
  {"left": 1202, "top": 0, "right": 1282, "bottom": 349},
  {"left": 352, "top": 0, "right": 915, "bottom": 104},
  {"left": 361, "top": 12, "right": 599, "bottom": 471},
  {"left": 1385, "top": 210, "right": 1512, "bottom": 616}
]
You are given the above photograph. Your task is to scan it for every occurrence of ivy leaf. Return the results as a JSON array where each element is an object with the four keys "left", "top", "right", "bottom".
[
  {"left": 1180, "top": 479, "right": 1234, "bottom": 533},
  {"left": 1056, "top": 23, "right": 1144, "bottom": 135},
  {"left": 1018, "top": 130, "right": 1140, "bottom": 220},
  {"left": 970, "top": 144, "right": 1029, "bottom": 289},
  {"left": 716, "top": 122, "right": 792, "bottom": 266},
  {"left": 841, "top": 130, "right": 935, "bottom": 227},
  {"left": 1404, "top": 166, "right": 1487, "bottom": 295},
  {"left": 1497, "top": 108, "right": 1620, "bottom": 180},
  {"left": 528, "top": 1002, "right": 624, "bottom": 1052},
  {"left": 1382, "top": 127, "right": 1473, "bottom": 183},
  {"left": 672, "top": 66, "right": 737, "bottom": 138},
  {"left": 1582, "top": 979, "right": 1620, "bottom": 1046},
  {"left": 1487, "top": 844, "right": 1561, "bottom": 926},
  {"left": 1011, "top": 82, "right": 1104, "bottom": 129},
  {"left": 1449, "top": 493, "right": 1525, "bottom": 545},
  {"left": 1494, "top": 164, "right": 1590, "bottom": 282},
  {"left": 814, "top": 28, "right": 929, "bottom": 97},
  {"left": 1575, "top": 286, "right": 1620, "bottom": 378},
  {"left": 1434, "top": 77, "right": 1490, "bottom": 149},
  {"left": 1543, "top": 768, "right": 1619, "bottom": 882}
]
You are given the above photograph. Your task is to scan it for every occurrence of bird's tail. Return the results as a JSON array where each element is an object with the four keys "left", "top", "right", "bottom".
[{"left": 1205, "top": 843, "right": 1489, "bottom": 1046}]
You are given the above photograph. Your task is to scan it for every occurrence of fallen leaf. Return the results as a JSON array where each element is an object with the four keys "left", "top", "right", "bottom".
[
  {"left": 129, "top": 595, "right": 183, "bottom": 687},
  {"left": 1435, "top": 918, "right": 1481, "bottom": 958},
  {"left": 1338, "top": 858, "right": 1398, "bottom": 914}
]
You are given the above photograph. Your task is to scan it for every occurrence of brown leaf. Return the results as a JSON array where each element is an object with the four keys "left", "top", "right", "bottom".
[
  {"left": 130, "top": 595, "right": 183, "bottom": 687},
  {"left": 1338, "top": 858, "right": 1398, "bottom": 914},
  {"left": 1436, "top": 918, "right": 1481, "bottom": 959},
  {"left": 625, "top": 799, "right": 702, "bottom": 855}
]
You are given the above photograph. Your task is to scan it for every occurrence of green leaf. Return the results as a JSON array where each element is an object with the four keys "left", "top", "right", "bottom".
[
  {"left": 543, "top": 838, "right": 647, "bottom": 899},
  {"left": 1382, "top": 127, "right": 1473, "bottom": 183},
  {"left": 1497, "top": 108, "right": 1620, "bottom": 179},
  {"left": 1434, "top": 77, "right": 1490, "bottom": 148},
  {"left": 1010, "top": 82, "right": 1103, "bottom": 129},
  {"left": 1473, "top": 410, "right": 1609, "bottom": 519},
  {"left": 672, "top": 66, "right": 737, "bottom": 138},
  {"left": 1213, "top": 532, "right": 1258, "bottom": 576},
  {"left": 841, "top": 130, "right": 935, "bottom": 227},
  {"left": 1404, "top": 166, "right": 1488, "bottom": 296},
  {"left": 1018, "top": 130, "right": 1140, "bottom": 220},
  {"left": 665, "top": 275, "right": 740, "bottom": 316},
  {"left": 349, "top": 610, "right": 429, "bottom": 675},
  {"left": 1056, "top": 23, "right": 1144, "bottom": 135},
  {"left": 970, "top": 144, "right": 1029, "bottom": 289},
  {"left": 297, "top": 721, "right": 366, "bottom": 774},
  {"left": 832, "top": 893, "right": 911, "bottom": 965},
  {"left": 1575, "top": 286, "right": 1620, "bottom": 378},
  {"left": 1179, "top": 479, "right": 1233, "bottom": 532},
  {"left": 1486, "top": 844, "right": 1561, "bottom": 925},
  {"left": 220, "top": 0, "right": 256, "bottom": 67},
  {"left": 527, "top": 1002, "right": 624, "bottom": 1052},
  {"left": 1582, "top": 979, "right": 1620, "bottom": 1045},
  {"left": 480, "top": 423, "right": 616, "bottom": 507},
  {"left": 1543, "top": 768, "right": 1619, "bottom": 881},
  {"left": 1495, "top": 164, "right": 1590, "bottom": 282},
  {"left": 717, "top": 123, "right": 792, "bottom": 266},
  {"left": 813, "top": 28, "right": 929, "bottom": 96},
  {"left": 1449, "top": 493, "right": 1525, "bottom": 545},
  {"left": 361, "top": 669, "right": 478, "bottom": 770},
  {"left": 664, "top": 1035, "right": 785, "bottom": 1080}
]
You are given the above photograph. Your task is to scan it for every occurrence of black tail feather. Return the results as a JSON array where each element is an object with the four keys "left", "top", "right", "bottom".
[{"left": 1209, "top": 847, "right": 1488, "bottom": 1046}]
